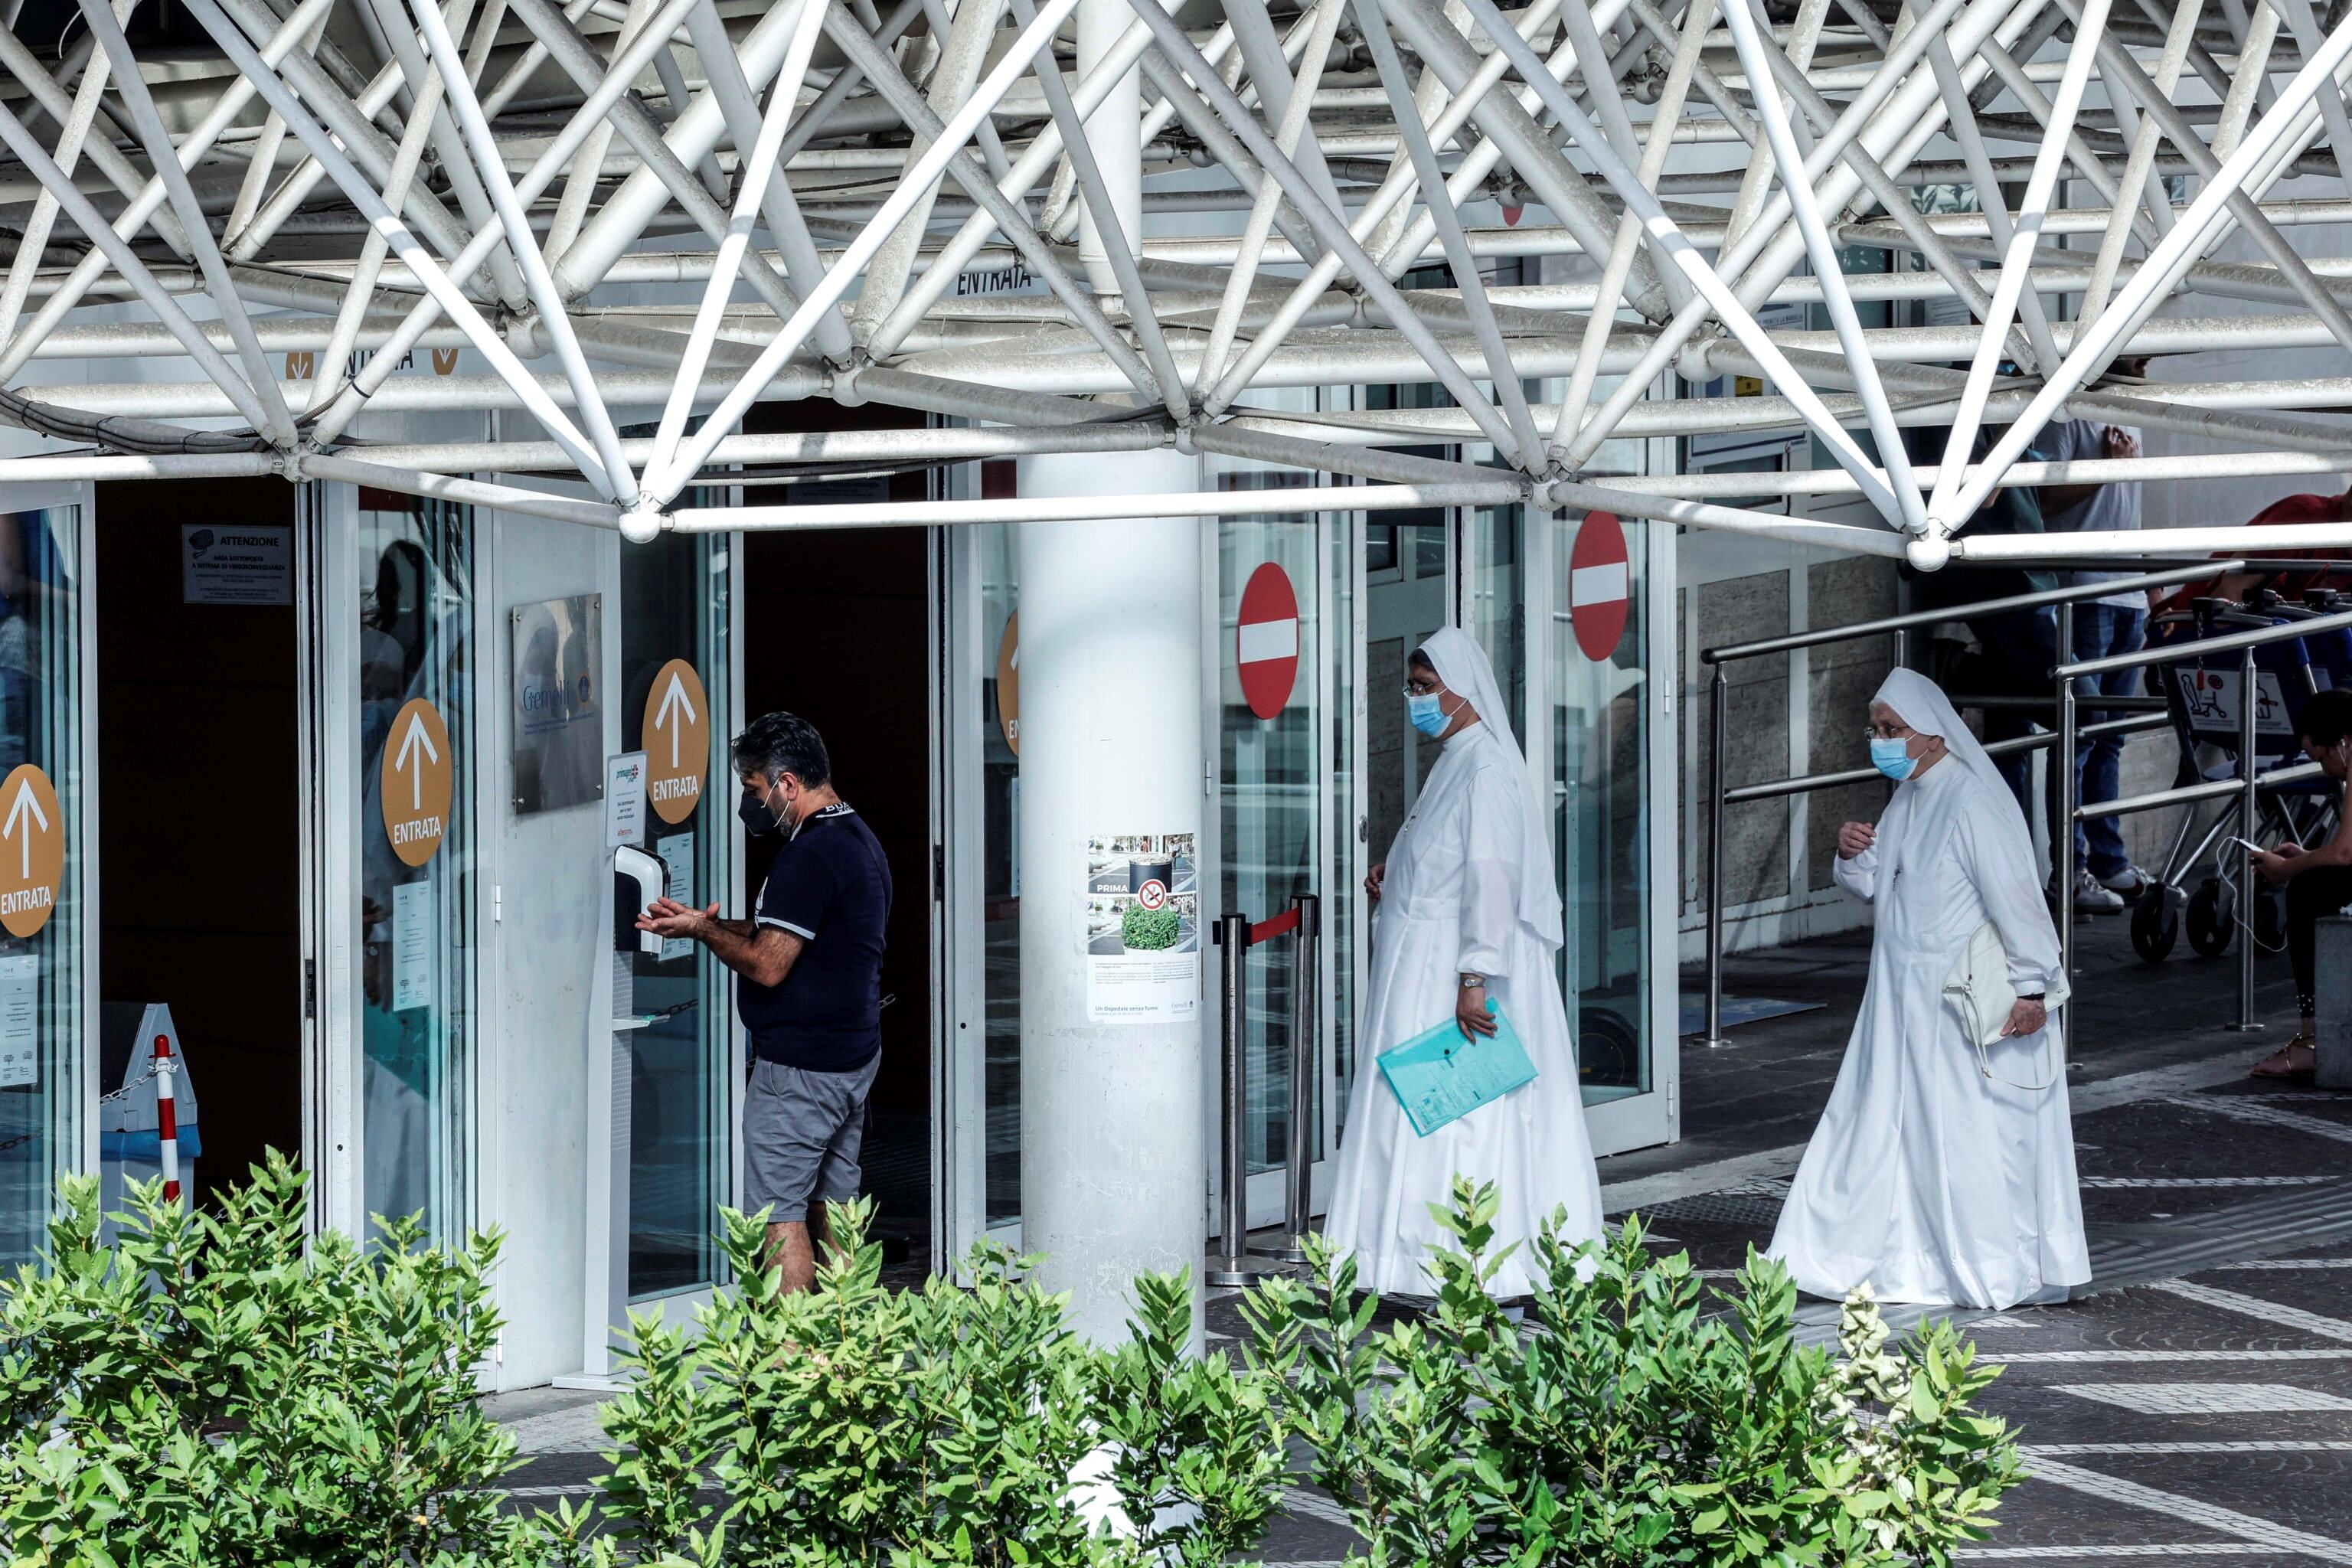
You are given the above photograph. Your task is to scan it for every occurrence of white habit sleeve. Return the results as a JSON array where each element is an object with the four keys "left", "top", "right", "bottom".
[
  {"left": 1957, "top": 800, "right": 2063, "bottom": 994},
  {"left": 1458, "top": 760, "right": 1525, "bottom": 979},
  {"left": 1833, "top": 843, "right": 1879, "bottom": 903}
]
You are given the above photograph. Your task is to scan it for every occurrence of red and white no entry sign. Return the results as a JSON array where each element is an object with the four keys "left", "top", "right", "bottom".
[
  {"left": 1569, "top": 511, "right": 1631, "bottom": 662},
  {"left": 1236, "top": 561, "right": 1300, "bottom": 720}
]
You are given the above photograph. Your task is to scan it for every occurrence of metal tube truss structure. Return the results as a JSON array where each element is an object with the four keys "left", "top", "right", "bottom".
[{"left": 4, "top": 0, "right": 2352, "bottom": 563}]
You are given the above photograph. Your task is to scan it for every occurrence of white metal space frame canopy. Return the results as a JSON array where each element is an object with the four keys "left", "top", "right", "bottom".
[{"left": 3, "top": 0, "right": 2352, "bottom": 562}]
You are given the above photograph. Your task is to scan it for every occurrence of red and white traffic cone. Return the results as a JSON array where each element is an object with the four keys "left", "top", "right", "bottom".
[{"left": 152, "top": 1034, "right": 180, "bottom": 1204}]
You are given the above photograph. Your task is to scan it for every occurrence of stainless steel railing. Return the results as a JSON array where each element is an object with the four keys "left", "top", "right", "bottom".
[
  {"left": 2053, "top": 606, "right": 2352, "bottom": 1031},
  {"left": 1697, "top": 559, "right": 2256, "bottom": 1049}
]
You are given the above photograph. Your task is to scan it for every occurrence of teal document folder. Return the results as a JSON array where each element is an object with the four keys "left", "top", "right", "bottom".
[{"left": 1374, "top": 1004, "right": 1539, "bottom": 1136}]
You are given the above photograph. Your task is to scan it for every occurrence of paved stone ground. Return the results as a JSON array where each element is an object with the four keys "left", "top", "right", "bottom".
[{"left": 490, "top": 907, "right": 2352, "bottom": 1563}]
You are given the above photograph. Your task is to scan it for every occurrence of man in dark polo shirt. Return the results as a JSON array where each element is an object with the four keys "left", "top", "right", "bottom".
[{"left": 637, "top": 710, "right": 890, "bottom": 1291}]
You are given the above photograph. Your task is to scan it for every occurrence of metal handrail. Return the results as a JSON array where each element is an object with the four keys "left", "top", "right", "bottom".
[
  {"left": 1700, "top": 560, "right": 2252, "bottom": 1050},
  {"left": 1700, "top": 553, "right": 2352, "bottom": 1049},
  {"left": 2053, "top": 603, "right": 2352, "bottom": 1031},
  {"left": 1699, "top": 561, "right": 2247, "bottom": 667},
  {"left": 1723, "top": 713, "right": 2167, "bottom": 805}
]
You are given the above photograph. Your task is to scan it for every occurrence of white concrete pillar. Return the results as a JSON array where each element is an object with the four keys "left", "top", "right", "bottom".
[{"left": 1015, "top": 447, "right": 1207, "bottom": 1346}]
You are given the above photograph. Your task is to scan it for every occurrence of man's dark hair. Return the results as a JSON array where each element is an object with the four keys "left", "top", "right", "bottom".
[
  {"left": 732, "top": 710, "right": 831, "bottom": 788},
  {"left": 2298, "top": 687, "right": 2352, "bottom": 749}
]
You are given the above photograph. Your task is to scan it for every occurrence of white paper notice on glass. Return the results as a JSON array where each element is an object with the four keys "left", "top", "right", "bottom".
[
  {"left": 0, "top": 955, "right": 35, "bottom": 1088},
  {"left": 606, "top": 751, "right": 648, "bottom": 847},
  {"left": 656, "top": 832, "right": 694, "bottom": 963},
  {"left": 394, "top": 880, "right": 433, "bottom": 1012}
]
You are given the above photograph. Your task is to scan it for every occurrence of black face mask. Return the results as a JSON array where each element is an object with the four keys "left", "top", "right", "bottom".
[{"left": 738, "top": 782, "right": 786, "bottom": 837}]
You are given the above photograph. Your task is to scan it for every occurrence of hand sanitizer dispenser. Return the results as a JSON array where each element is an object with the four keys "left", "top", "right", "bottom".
[{"left": 613, "top": 846, "right": 667, "bottom": 956}]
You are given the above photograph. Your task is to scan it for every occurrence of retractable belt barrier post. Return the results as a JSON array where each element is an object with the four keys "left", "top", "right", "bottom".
[
  {"left": 1251, "top": 894, "right": 1319, "bottom": 1266},
  {"left": 1208, "top": 895, "right": 1325, "bottom": 1283},
  {"left": 1206, "top": 913, "right": 1259, "bottom": 1288}
]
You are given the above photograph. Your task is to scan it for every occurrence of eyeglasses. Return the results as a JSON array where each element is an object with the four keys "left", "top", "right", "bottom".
[
  {"left": 1403, "top": 681, "right": 1443, "bottom": 697},
  {"left": 1861, "top": 724, "right": 1916, "bottom": 743}
]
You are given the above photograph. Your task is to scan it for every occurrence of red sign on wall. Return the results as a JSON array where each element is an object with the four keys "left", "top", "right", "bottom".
[
  {"left": 1569, "top": 511, "right": 1631, "bottom": 662},
  {"left": 1236, "top": 562, "right": 1300, "bottom": 720}
]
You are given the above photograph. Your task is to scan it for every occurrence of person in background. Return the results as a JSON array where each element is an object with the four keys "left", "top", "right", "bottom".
[
  {"left": 1901, "top": 420, "right": 2058, "bottom": 827},
  {"left": 2249, "top": 688, "right": 2352, "bottom": 1081},
  {"left": 2151, "top": 479, "right": 2352, "bottom": 616},
  {"left": 2037, "top": 357, "right": 2155, "bottom": 913},
  {"left": 1325, "top": 627, "right": 1602, "bottom": 1299},
  {"left": 639, "top": 711, "right": 892, "bottom": 1292},
  {"left": 1770, "top": 669, "right": 2089, "bottom": 1311}
]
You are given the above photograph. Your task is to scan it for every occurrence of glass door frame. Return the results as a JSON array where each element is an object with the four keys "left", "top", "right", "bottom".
[
  {"left": 1200, "top": 488, "right": 1351, "bottom": 1233},
  {"left": 939, "top": 498, "right": 999, "bottom": 1265},
  {"left": 0, "top": 479, "right": 98, "bottom": 1205},
  {"left": 299, "top": 479, "right": 490, "bottom": 1243},
  {"left": 299, "top": 479, "right": 361, "bottom": 1238},
  {"left": 1510, "top": 500, "right": 1681, "bottom": 1157}
]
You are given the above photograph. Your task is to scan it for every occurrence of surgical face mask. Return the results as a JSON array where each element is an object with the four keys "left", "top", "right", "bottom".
[
  {"left": 738, "top": 780, "right": 786, "bottom": 836},
  {"left": 1408, "top": 691, "right": 1452, "bottom": 738},
  {"left": 1870, "top": 736, "right": 1917, "bottom": 781}
]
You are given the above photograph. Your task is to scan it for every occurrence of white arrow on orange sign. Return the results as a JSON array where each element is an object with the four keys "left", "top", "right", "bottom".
[
  {"left": 653, "top": 668, "right": 697, "bottom": 768},
  {"left": 3, "top": 776, "right": 47, "bottom": 880},
  {"left": 394, "top": 708, "right": 440, "bottom": 811}
]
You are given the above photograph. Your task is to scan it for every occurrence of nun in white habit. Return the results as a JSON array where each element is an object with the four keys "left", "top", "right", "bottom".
[
  {"left": 1768, "top": 668, "right": 2090, "bottom": 1311},
  {"left": 1325, "top": 627, "right": 1603, "bottom": 1298}
]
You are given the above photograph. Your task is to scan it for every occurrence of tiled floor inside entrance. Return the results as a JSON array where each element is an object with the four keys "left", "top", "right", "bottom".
[{"left": 492, "top": 909, "right": 2352, "bottom": 1563}]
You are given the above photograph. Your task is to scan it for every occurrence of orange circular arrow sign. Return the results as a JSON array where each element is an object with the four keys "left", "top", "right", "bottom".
[
  {"left": 643, "top": 659, "right": 710, "bottom": 825},
  {"left": 382, "top": 697, "right": 453, "bottom": 867},
  {"left": 0, "top": 764, "right": 62, "bottom": 938}
]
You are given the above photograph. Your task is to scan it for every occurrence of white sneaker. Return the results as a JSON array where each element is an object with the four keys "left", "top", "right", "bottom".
[
  {"left": 2073, "top": 869, "right": 2125, "bottom": 913},
  {"left": 2098, "top": 864, "right": 2154, "bottom": 901}
]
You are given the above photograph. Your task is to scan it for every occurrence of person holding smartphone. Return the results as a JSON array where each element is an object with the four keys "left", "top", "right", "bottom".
[{"left": 2249, "top": 688, "right": 2352, "bottom": 1080}]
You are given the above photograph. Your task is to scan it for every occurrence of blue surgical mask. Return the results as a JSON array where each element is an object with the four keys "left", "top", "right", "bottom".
[
  {"left": 1870, "top": 736, "right": 1916, "bottom": 781},
  {"left": 1408, "top": 692, "right": 1450, "bottom": 738}
]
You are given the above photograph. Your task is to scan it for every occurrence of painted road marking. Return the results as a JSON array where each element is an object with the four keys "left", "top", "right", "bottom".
[
  {"left": 2168, "top": 1094, "right": 2352, "bottom": 1148},
  {"left": 1984, "top": 1348, "right": 2352, "bottom": 1364},
  {"left": 2054, "top": 1382, "right": 2352, "bottom": 1414},
  {"left": 2151, "top": 1279, "right": 2352, "bottom": 1343},
  {"left": 2027, "top": 1457, "right": 2352, "bottom": 1566}
]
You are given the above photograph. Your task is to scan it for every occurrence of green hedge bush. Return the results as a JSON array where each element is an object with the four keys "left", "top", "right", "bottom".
[{"left": 0, "top": 1163, "right": 2023, "bottom": 1567}]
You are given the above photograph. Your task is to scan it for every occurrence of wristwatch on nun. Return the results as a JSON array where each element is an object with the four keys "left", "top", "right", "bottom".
[{"left": 1460, "top": 973, "right": 1485, "bottom": 988}]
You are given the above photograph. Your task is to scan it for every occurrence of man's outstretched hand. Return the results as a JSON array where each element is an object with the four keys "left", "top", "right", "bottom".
[{"left": 638, "top": 897, "right": 719, "bottom": 939}]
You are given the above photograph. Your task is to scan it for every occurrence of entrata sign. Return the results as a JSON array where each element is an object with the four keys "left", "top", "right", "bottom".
[
  {"left": 643, "top": 659, "right": 710, "bottom": 825},
  {"left": 383, "top": 697, "right": 453, "bottom": 867},
  {"left": 1236, "top": 562, "right": 1300, "bottom": 720},
  {"left": 995, "top": 612, "right": 1021, "bottom": 756},
  {"left": 1569, "top": 511, "right": 1632, "bottom": 662},
  {"left": 0, "top": 765, "right": 61, "bottom": 938}
]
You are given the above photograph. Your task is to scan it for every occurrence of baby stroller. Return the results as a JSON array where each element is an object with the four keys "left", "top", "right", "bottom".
[{"left": 2129, "top": 587, "right": 2350, "bottom": 962}]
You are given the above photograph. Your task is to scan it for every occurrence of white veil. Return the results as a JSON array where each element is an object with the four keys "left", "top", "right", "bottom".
[
  {"left": 1417, "top": 626, "right": 1565, "bottom": 947},
  {"left": 1873, "top": 666, "right": 2039, "bottom": 875}
]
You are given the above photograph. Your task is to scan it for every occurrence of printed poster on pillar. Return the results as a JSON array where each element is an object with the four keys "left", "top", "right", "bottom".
[{"left": 1081, "top": 831, "right": 1200, "bottom": 1023}]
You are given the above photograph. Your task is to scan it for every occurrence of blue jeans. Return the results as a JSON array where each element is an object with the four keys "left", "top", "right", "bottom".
[{"left": 2072, "top": 603, "right": 2146, "bottom": 880}]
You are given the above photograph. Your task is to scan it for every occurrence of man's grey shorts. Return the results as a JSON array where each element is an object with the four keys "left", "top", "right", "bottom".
[{"left": 743, "top": 1054, "right": 881, "bottom": 1217}]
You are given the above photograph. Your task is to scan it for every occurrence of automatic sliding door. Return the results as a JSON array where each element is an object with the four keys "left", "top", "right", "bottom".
[{"left": 354, "top": 493, "right": 476, "bottom": 1242}]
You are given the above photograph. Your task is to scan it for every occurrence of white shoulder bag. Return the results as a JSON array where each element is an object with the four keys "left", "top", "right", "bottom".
[{"left": 1943, "top": 920, "right": 2069, "bottom": 1090}]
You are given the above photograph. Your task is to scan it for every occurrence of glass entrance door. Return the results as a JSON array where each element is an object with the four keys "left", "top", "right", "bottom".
[
  {"left": 1208, "top": 445, "right": 1348, "bottom": 1228},
  {"left": 617, "top": 531, "right": 733, "bottom": 1299}
]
